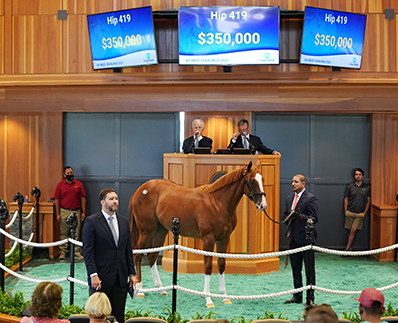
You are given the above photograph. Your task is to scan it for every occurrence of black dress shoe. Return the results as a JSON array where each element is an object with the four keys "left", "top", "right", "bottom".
[{"left": 284, "top": 297, "right": 302, "bottom": 304}]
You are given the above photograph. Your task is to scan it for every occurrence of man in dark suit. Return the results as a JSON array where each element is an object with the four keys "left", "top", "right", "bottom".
[
  {"left": 82, "top": 188, "right": 137, "bottom": 323},
  {"left": 182, "top": 118, "right": 213, "bottom": 153},
  {"left": 283, "top": 174, "right": 318, "bottom": 305},
  {"left": 227, "top": 119, "right": 281, "bottom": 155}
]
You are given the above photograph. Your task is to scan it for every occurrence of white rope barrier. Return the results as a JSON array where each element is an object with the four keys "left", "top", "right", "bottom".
[
  {"left": 0, "top": 228, "right": 68, "bottom": 247},
  {"left": 22, "top": 207, "right": 35, "bottom": 220},
  {"left": 5, "top": 208, "right": 35, "bottom": 229},
  {"left": 5, "top": 211, "right": 19, "bottom": 229},
  {"left": 23, "top": 232, "right": 35, "bottom": 249},
  {"left": 5, "top": 241, "right": 18, "bottom": 257},
  {"left": 1, "top": 229, "right": 398, "bottom": 301},
  {"left": 176, "top": 245, "right": 312, "bottom": 258}
]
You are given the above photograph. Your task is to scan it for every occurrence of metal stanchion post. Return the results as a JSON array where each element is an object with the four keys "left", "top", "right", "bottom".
[
  {"left": 171, "top": 217, "right": 180, "bottom": 315},
  {"left": 305, "top": 218, "right": 315, "bottom": 306},
  {"left": 13, "top": 192, "right": 24, "bottom": 271},
  {"left": 66, "top": 212, "right": 78, "bottom": 305},
  {"left": 31, "top": 187, "right": 41, "bottom": 243},
  {"left": 0, "top": 199, "right": 9, "bottom": 293}
]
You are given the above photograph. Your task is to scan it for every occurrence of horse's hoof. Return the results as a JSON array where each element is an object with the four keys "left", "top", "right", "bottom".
[
  {"left": 222, "top": 299, "right": 232, "bottom": 304},
  {"left": 205, "top": 302, "right": 215, "bottom": 308},
  {"left": 160, "top": 291, "right": 168, "bottom": 296},
  {"left": 137, "top": 293, "right": 145, "bottom": 299}
]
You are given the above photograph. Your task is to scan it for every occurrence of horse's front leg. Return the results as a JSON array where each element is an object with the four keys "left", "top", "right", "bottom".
[
  {"left": 217, "top": 237, "right": 231, "bottom": 304},
  {"left": 203, "top": 255, "right": 214, "bottom": 308},
  {"left": 202, "top": 235, "right": 215, "bottom": 308}
]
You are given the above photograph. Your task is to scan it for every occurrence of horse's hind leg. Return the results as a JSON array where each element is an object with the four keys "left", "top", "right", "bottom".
[
  {"left": 148, "top": 224, "right": 169, "bottom": 296},
  {"left": 216, "top": 238, "right": 231, "bottom": 304},
  {"left": 135, "top": 229, "right": 157, "bottom": 298}
]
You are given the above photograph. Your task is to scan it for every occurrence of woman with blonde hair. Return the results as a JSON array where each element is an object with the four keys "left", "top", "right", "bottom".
[
  {"left": 84, "top": 293, "right": 113, "bottom": 323},
  {"left": 20, "top": 282, "right": 69, "bottom": 323}
]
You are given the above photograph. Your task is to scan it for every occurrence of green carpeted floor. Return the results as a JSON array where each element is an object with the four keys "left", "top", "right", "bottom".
[{"left": 5, "top": 253, "right": 398, "bottom": 321}]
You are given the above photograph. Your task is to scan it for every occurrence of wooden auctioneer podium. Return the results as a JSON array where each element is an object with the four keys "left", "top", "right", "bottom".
[{"left": 162, "top": 153, "right": 280, "bottom": 274}]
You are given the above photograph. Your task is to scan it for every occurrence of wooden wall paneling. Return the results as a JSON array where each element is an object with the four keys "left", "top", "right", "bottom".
[
  {"left": 63, "top": 14, "right": 93, "bottom": 73},
  {"left": 13, "top": 15, "right": 63, "bottom": 74},
  {"left": 0, "top": 16, "right": 4, "bottom": 75},
  {"left": 393, "top": 13, "right": 398, "bottom": 72},
  {"left": 63, "top": 0, "right": 114, "bottom": 15},
  {"left": 0, "top": 113, "right": 62, "bottom": 208},
  {"left": 3, "top": 0, "right": 11, "bottom": 75},
  {"left": 38, "top": 112, "right": 63, "bottom": 203},
  {"left": 371, "top": 114, "right": 398, "bottom": 206},
  {"left": 13, "top": 0, "right": 62, "bottom": 15}
]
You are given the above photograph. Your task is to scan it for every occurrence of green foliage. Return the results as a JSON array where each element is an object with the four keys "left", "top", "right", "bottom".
[
  {"left": 341, "top": 301, "right": 398, "bottom": 323},
  {"left": 57, "top": 303, "right": 85, "bottom": 319},
  {"left": 256, "top": 310, "right": 289, "bottom": 320},
  {"left": 5, "top": 248, "right": 30, "bottom": 268},
  {"left": 342, "top": 310, "right": 362, "bottom": 323},
  {"left": 158, "top": 307, "right": 190, "bottom": 323},
  {"left": 0, "top": 290, "right": 30, "bottom": 317},
  {"left": 190, "top": 310, "right": 217, "bottom": 320},
  {"left": 125, "top": 308, "right": 157, "bottom": 320},
  {"left": 384, "top": 301, "right": 398, "bottom": 317}
]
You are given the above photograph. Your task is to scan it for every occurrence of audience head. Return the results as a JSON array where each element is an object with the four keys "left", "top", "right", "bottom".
[
  {"left": 84, "top": 292, "right": 112, "bottom": 320},
  {"left": 30, "top": 282, "right": 63, "bottom": 318},
  {"left": 304, "top": 304, "right": 339, "bottom": 323},
  {"left": 192, "top": 119, "right": 205, "bottom": 136},
  {"left": 355, "top": 288, "right": 385, "bottom": 319}
]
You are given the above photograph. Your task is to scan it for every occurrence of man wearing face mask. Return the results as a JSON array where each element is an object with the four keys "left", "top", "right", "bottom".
[
  {"left": 53, "top": 166, "right": 86, "bottom": 260},
  {"left": 228, "top": 119, "right": 281, "bottom": 155}
]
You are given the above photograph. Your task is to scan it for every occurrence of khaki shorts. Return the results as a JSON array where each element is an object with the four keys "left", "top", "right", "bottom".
[{"left": 345, "top": 210, "right": 365, "bottom": 230}]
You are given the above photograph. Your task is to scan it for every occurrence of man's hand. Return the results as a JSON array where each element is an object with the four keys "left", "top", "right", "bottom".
[
  {"left": 232, "top": 132, "right": 240, "bottom": 141},
  {"left": 91, "top": 275, "right": 102, "bottom": 290},
  {"left": 56, "top": 214, "right": 61, "bottom": 223},
  {"left": 81, "top": 213, "right": 85, "bottom": 221},
  {"left": 129, "top": 275, "right": 138, "bottom": 287},
  {"left": 273, "top": 150, "right": 281, "bottom": 156}
]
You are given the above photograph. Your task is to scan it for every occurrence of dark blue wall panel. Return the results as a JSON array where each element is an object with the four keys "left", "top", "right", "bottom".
[{"left": 64, "top": 112, "right": 179, "bottom": 219}]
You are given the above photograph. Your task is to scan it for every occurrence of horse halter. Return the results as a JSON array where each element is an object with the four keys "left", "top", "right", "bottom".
[{"left": 242, "top": 171, "right": 266, "bottom": 202}]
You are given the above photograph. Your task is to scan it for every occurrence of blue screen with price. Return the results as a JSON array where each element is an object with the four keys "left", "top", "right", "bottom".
[
  {"left": 178, "top": 6, "right": 279, "bottom": 65},
  {"left": 87, "top": 6, "right": 158, "bottom": 70},
  {"left": 300, "top": 6, "right": 366, "bottom": 69}
]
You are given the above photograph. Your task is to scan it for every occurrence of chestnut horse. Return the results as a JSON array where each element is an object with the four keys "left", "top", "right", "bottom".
[{"left": 129, "top": 161, "right": 267, "bottom": 307}]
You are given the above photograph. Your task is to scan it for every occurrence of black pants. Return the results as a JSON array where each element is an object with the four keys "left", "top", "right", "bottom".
[
  {"left": 289, "top": 240, "right": 315, "bottom": 301},
  {"left": 89, "top": 274, "right": 128, "bottom": 323}
]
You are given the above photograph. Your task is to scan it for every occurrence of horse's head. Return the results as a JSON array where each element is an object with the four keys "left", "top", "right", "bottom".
[{"left": 242, "top": 161, "right": 268, "bottom": 211}]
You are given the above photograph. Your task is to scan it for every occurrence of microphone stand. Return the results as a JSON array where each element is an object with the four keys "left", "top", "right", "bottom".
[{"left": 192, "top": 132, "right": 199, "bottom": 154}]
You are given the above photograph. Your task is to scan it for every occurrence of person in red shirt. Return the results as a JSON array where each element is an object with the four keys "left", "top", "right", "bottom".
[{"left": 53, "top": 166, "right": 86, "bottom": 260}]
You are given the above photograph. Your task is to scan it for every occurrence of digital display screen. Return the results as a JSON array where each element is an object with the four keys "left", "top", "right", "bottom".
[
  {"left": 179, "top": 6, "right": 279, "bottom": 65},
  {"left": 87, "top": 6, "right": 158, "bottom": 70},
  {"left": 300, "top": 6, "right": 366, "bottom": 69}
]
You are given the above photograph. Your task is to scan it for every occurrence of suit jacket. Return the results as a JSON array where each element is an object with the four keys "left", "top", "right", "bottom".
[
  {"left": 182, "top": 136, "right": 213, "bottom": 153},
  {"left": 283, "top": 190, "right": 318, "bottom": 246},
  {"left": 82, "top": 212, "right": 136, "bottom": 290},
  {"left": 228, "top": 134, "right": 274, "bottom": 155}
]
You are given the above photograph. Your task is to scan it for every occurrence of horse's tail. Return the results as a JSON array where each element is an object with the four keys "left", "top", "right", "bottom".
[{"left": 129, "top": 195, "right": 139, "bottom": 249}]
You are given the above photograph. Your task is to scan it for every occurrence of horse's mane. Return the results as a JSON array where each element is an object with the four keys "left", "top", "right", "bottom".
[{"left": 196, "top": 165, "right": 246, "bottom": 193}]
